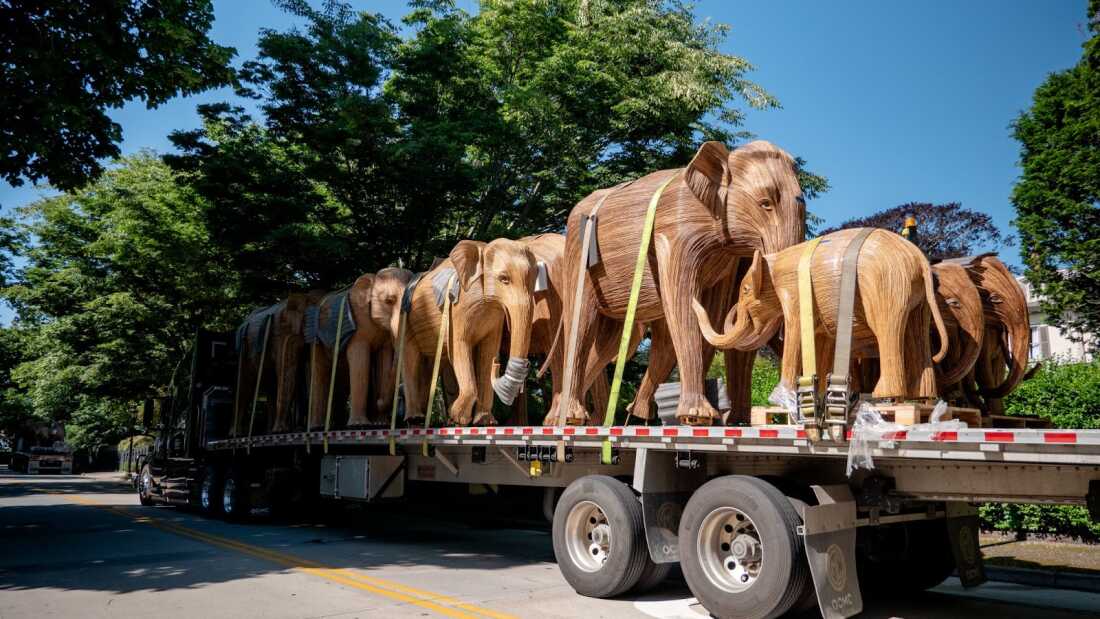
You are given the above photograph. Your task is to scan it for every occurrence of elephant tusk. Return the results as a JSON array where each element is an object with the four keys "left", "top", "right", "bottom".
[{"left": 492, "top": 356, "right": 529, "bottom": 405}]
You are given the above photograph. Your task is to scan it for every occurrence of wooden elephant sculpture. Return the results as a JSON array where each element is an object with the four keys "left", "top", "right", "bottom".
[
  {"left": 557, "top": 140, "right": 806, "bottom": 426},
  {"left": 513, "top": 233, "right": 612, "bottom": 426},
  {"left": 403, "top": 239, "right": 541, "bottom": 426},
  {"left": 307, "top": 267, "right": 414, "bottom": 430},
  {"left": 695, "top": 228, "right": 949, "bottom": 401},
  {"left": 930, "top": 261, "right": 986, "bottom": 389},
  {"left": 234, "top": 291, "right": 323, "bottom": 435}
]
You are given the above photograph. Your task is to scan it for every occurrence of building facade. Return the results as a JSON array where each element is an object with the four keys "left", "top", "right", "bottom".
[{"left": 1017, "top": 277, "right": 1094, "bottom": 362}]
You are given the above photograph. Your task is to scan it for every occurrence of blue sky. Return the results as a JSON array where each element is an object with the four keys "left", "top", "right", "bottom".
[{"left": 0, "top": 0, "right": 1089, "bottom": 276}]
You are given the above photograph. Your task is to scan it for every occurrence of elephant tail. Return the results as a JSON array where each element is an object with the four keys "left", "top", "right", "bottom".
[
  {"left": 537, "top": 320, "right": 562, "bottom": 379},
  {"left": 923, "top": 257, "right": 950, "bottom": 364}
]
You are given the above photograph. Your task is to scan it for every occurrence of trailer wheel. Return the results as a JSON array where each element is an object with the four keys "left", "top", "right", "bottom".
[
  {"left": 137, "top": 464, "right": 155, "bottom": 506},
  {"left": 631, "top": 557, "right": 674, "bottom": 594},
  {"left": 199, "top": 465, "right": 223, "bottom": 517},
  {"left": 221, "top": 466, "right": 250, "bottom": 521},
  {"left": 552, "top": 475, "right": 648, "bottom": 598},
  {"left": 679, "top": 476, "right": 810, "bottom": 619},
  {"left": 857, "top": 518, "right": 956, "bottom": 595}
]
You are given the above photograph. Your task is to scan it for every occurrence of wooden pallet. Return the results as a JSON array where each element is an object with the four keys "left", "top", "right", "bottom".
[
  {"left": 984, "top": 414, "right": 1053, "bottom": 429},
  {"left": 750, "top": 403, "right": 982, "bottom": 428}
]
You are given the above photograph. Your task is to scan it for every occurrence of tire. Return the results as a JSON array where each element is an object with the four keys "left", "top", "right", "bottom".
[
  {"left": 137, "top": 464, "right": 155, "bottom": 506},
  {"left": 221, "top": 466, "right": 250, "bottom": 522},
  {"left": 198, "top": 464, "right": 224, "bottom": 517},
  {"left": 679, "top": 476, "right": 810, "bottom": 619},
  {"left": 857, "top": 518, "right": 956, "bottom": 595},
  {"left": 631, "top": 557, "right": 674, "bottom": 594},
  {"left": 552, "top": 475, "right": 648, "bottom": 598}
]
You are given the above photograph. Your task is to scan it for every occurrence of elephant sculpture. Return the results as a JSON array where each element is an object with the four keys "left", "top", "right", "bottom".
[
  {"left": 307, "top": 267, "right": 414, "bottom": 430},
  {"left": 556, "top": 140, "right": 806, "bottom": 426},
  {"left": 930, "top": 261, "right": 986, "bottom": 390},
  {"left": 403, "top": 239, "right": 541, "bottom": 426},
  {"left": 234, "top": 291, "right": 323, "bottom": 435},
  {"left": 695, "top": 228, "right": 950, "bottom": 401}
]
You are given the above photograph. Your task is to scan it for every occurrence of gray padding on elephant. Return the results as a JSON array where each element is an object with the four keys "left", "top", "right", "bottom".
[
  {"left": 431, "top": 267, "right": 460, "bottom": 307},
  {"left": 304, "top": 289, "right": 356, "bottom": 350},
  {"left": 402, "top": 272, "right": 425, "bottom": 314},
  {"left": 236, "top": 301, "right": 284, "bottom": 358},
  {"left": 492, "top": 356, "right": 529, "bottom": 405}
]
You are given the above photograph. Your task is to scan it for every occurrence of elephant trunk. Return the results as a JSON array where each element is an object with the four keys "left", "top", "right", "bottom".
[
  {"left": 692, "top": 297, "right": 738, "bottom": 350},
  {"left": 981, "top": 318, "right": 1032, "bottom": 399},
  {"left": 493, "top": 303, "right": 532, "bottom": 405}
]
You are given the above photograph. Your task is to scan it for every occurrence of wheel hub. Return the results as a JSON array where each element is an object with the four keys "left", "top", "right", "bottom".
[
  {"left": 565, "top": 500, "right": 612, "bottom": 572},
  {"left": 697, "top": 507, "right": 763, "bottom": 592}
]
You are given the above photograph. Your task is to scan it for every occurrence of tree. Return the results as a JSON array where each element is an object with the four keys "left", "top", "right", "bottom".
[
  {"left": 820, "top": 202, "right": 1010, "bottom": 260},
  {"left": 0, "top": 0, "right": 236, "bottom": 190},
  {"left": 4, "top": 154, "right": 242, "bottom": 449},
  {"left": 1012, "top": 1, "right": 1100, "bottom": 347}
]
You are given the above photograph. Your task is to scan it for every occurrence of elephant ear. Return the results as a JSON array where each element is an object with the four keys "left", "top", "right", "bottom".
[
  {"left": 351, "top": 273, "right": 374, "bottom": 307},
  {"left": 685, "top": 141, "right": 730, "bottom": 218},
  {"left": 450, "top": 240, "right": 483, "bottom": 291}
]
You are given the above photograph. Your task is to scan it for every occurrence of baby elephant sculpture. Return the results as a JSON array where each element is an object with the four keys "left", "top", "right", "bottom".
[
  {"left": 403, "top": 239, "right": 541, "bottom": 426},
  {"left": 307, "top": 268, "right": 413, "bottom": 429},
  {"left": 695, "top": 228, "right": 949, "bottom": 400}
]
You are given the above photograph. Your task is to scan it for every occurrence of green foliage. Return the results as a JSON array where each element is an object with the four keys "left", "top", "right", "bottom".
[
  {"left": 4, "top": 154, "right": 242, "bottom": 448},
  {"left": 821, "top": 202, "right": 1010, "bottom": 260},
  {"left": 1003, "top": 360, "right": 1100, "bottom": 429},
  {"left": 707, "top": 353, "right": 780, "bottom": 406},
  {"left": 1011, "top": 1, "right": 1100, "bottom": 350},
  {"left": 979, "top": 503, "right": 1100, "bottom": 542},
  {"left": 0, "top": 0, "right": 235, "bottom": 190}
]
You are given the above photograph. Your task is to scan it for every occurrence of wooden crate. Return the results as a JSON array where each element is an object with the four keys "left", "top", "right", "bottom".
[{"left": 750, "top": 403, "right": 982, "bottom": 427}]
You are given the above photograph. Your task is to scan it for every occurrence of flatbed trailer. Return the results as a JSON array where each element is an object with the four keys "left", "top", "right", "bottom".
[{"left": 140, "top": 395, "right": 1100, "bottom": 619}]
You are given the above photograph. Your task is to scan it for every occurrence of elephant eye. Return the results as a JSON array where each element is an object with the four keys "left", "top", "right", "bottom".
[
  {"left": 989, "top": 293, "right": 1004, "bottom": 304},
  {"left": 758, "top": 198, "right": 773, "bottom": 211},
  {"left": 743, "top": 285, "right": 751, "bottom": 294},
  {"left": 498, "top": 274, "right": 511, "bottom": 285},
  {"left": 384, "top": 295, "right": 397, "bottom": 305},
  {"left": 947, "top": 298, "right": 961, "bottom": 308}
]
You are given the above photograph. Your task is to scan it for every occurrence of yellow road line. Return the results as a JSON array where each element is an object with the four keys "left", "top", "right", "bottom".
[{"left": 54, "top": 492, "right": 515, "bottom": 619}]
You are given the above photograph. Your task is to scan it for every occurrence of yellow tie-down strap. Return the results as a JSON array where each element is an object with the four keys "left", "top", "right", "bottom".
[
  {"left": 387, "top": 311, "right": 407, "bottom": 457},
  {"left": 796, "top": 236, "right": 824, "bottom": 424},
  {"left": 422, "top": 273, "right": 457, "bottom": 456},
  {"left": 322, "top": 294, "right": 349, "bottom": 454},
  {"left": 601, "top": 171, "right": 679, "bottom": 464}
]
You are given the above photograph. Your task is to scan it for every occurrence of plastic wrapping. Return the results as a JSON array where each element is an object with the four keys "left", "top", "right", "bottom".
[
  {"left": 846, "top": 399, "right": 966, "bottom": 477},
  {"left": 768, "top": 383, "right": 801, "bottom": 423}
]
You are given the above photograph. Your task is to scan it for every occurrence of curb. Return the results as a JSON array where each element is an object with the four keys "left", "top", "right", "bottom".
[{"left": 983, "top": 565, "right": 1100, "bottom": 594}]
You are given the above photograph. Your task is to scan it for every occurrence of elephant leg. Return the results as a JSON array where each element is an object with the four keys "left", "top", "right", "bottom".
[
  {"left": 447, "top": 337, "right": 478, "bottom": 426},
  {"left": 307, "top": 344, "right": 331, "bottom": 431},
  {"left": 724, "top": 348, "right": 756, "bottom": 425},
  {"left": 655, "top": 236, "right": 718, "bottom": 425},
  {"left": 372, "top": 344, "right": 395, "bottom": 424},
  {"left": 580, "top": 315, "right": 646, "bottom": 425},
  {"left": 553, "top": 280, "right": 601, "bottom": 426},
  {"left": 473, "top": 330, "right": 503, "bottom": 426},
  {"left": 345, "top": 335, "right": 372, "bottom": 427},
  {"left": 630, "top": 320, "right": 675, "bottom": 422},
  {"left": 868, "top": 312, "right": 909, "bottom": 399},
  {"left": 272, "top": 336, "right": 296, "bottom": 433},
  {"left": 586, "top": 370, "right": 610, "bottom": 426},
  {"left": 905, "top": 305, "right": 938, "bottom": 400},
  {"left": 401, "top": 343, "right": 426, "bottom": 425}
]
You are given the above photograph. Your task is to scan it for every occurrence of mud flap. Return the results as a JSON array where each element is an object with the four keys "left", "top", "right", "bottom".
[
  {"left": 946, "top": 502, "right": 986, "bottom": 588},
  {"left": 800, "top": 485, "right": 863, "bottom": 619},
  {"left": 640, "top": 492, "right": 689, "bottom": 563}
]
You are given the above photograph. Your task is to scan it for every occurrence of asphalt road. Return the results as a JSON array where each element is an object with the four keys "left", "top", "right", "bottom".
[{"left": 1, "top": 471, "right": 1098, "bottom": 619}]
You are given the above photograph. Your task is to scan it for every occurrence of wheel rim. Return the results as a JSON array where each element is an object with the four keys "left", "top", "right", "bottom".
[
  {"left": 140, "top": 470, "right": 152, "bottom": 499},
  {"left": 200, "top": 477, "right": 212, "bottom": 510},
  {"left": 696, "top": 507, "right": 763, "bottom": 593},
  {"left": 222, "top": 478, "right": 236, "bottom": 514},
  {"left": 564, "top": 500, "right": 612, "bottom": 572}
]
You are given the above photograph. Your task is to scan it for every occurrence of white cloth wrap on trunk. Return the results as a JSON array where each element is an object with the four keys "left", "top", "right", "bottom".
[{"left": 492, "top": 356, "right": 529, "bottom": 405}]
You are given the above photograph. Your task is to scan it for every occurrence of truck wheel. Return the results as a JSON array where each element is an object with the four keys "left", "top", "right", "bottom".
[
  {"left": 857, "top": 518, "right": 955, "bottom": 595},
  {"left": 552, "top": 475, "right": 648, "bottom": 598},
  {"left": 221, "top": 466, "right": 250, "bottom": 522},
  {"left": 679, "top": 476, "right": 810, "bottom": 619},
  {"left": 199, "top": 465, "right": 224, "bottom": 517},
  {"left": 138, "top": 465, "right": 155, "bottom": 506}
]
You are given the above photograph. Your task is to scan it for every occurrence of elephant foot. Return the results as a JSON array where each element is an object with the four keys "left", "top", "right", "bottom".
[
  {"left": 626, "top": 399, "right": 654, "bottom": 421},
  {"left": 346, "top": 415, "right": 370, "bottom": 428},
  {"left": 404, "top": 415, "right": 426, "bottom": 428},
  {"left": 544, "top": 398, "right": 588, "bottom": 426},
  {"left": 675, "top": 400, "right": 719, "bottom": 426},
  {"left": 471, "top": 411, "right": 496, "bottom": 426}
]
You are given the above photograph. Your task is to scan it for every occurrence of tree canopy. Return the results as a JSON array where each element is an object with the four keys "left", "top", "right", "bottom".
[
  {"left": 1012, "top": 1, "right": 1100, "bottom": 349},
  {"left": 0, "top": 0, "right": 236, "bottom": 190},
  {"left": 821, "top": 201, "right": 1011, "bottom": 260}
]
